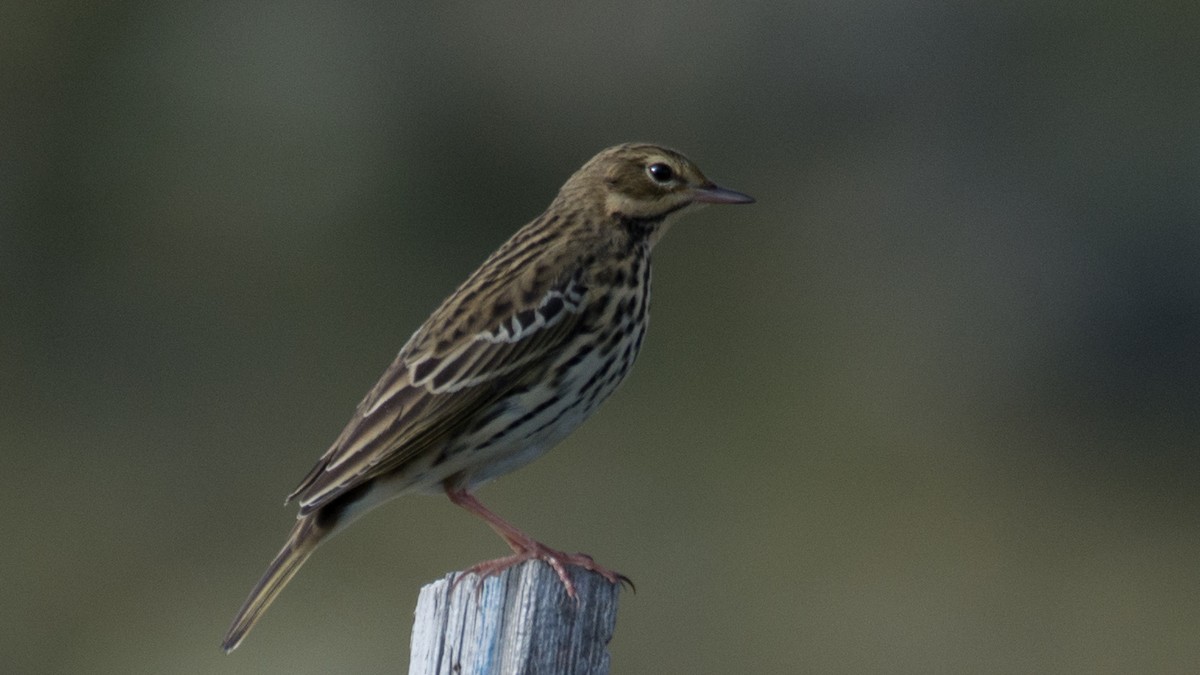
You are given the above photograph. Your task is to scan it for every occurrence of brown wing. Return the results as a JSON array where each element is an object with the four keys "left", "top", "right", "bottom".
[{"left": 288, "top": 262, "right": 588, "bottom": 515}]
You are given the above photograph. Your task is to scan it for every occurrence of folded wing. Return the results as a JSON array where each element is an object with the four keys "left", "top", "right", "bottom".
[{"left": 288, "top": 266, "right": 588, "bottom": 514}]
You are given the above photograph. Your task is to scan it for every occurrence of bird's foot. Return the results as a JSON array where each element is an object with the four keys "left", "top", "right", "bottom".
[{"left": 454, "top": 543, "right": 632, "bottom": 598}]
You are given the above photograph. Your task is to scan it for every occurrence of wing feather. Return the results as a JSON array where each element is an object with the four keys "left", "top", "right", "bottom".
[{"left": 289, "top": 267, "right": 588, "bottom": 513}]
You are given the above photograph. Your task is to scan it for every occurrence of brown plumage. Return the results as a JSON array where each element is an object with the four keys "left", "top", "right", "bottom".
[{"left": 221, "top": 143, "right": 753, "bottom": 652}]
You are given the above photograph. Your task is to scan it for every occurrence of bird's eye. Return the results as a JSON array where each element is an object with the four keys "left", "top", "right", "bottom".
[{"left": 646, "top": 163, "right": 674, "bottom": 184}]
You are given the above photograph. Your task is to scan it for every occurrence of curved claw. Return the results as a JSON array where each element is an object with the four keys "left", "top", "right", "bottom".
[{"left": 452, "top": 544, "right": 631, "bottom": 599}]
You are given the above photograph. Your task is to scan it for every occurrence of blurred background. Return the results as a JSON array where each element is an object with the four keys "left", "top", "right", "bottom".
[{"left": 4, "top": 1, "right": 1198, "bottom": 673}]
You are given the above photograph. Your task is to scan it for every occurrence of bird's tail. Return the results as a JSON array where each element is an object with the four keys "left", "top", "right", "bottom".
[{"left": 221, "top": 514, "right": 326, "bottom": 652}]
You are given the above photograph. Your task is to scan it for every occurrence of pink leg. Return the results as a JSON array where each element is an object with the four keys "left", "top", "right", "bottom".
[{"left": 445, "top": 486, "right": 632, "bottom": 597}]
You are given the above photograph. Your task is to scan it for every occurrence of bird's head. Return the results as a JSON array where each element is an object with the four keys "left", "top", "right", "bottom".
[{"left": 559, "top": 143, "right": 754, "bottom": 229}]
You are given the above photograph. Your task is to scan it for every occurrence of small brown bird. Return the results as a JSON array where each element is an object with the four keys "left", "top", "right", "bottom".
[{"left": 221, "top": 143, "right": 753, "bottom": 652}]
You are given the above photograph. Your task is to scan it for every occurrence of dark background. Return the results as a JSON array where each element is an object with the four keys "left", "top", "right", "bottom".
[{"left": 4, "top": 2, "right": 1198, "bottom": 673}]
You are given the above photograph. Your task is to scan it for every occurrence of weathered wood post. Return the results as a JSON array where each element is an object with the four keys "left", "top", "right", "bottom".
[{"left": 409, "top": 561, "right": 621, "bottom": 675}]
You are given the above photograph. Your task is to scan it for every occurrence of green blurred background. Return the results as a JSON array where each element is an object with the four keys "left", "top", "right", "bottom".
[{"left": 4, "top": 1, "right": 1198, "bottom": 673}]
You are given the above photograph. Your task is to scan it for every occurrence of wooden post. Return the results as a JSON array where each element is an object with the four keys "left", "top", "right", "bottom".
[{"left": 409, "top": 561, "right": 620, "bottom": 675}]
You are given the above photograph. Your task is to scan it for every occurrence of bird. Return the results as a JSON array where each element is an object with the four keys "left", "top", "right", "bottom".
[{"left": 220, "top": 143, "right": 753, "bottom": 652}]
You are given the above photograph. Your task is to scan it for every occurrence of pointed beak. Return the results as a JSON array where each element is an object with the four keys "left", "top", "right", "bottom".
[{"left": 690, "top": 182, "right": 755, "bottom": 205}]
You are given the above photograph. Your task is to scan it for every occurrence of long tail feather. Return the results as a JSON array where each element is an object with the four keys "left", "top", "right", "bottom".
[{"left": 221, "top": 515, "right": 326, "bottom": 652}]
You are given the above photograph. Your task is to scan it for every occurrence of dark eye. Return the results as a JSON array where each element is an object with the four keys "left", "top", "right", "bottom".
[{"left": 646, "top": 163, "right": 674, "bottom": 183}]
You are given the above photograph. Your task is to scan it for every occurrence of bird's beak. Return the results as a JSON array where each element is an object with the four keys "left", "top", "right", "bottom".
[{"left": 690, "top": 182, "right": 755, "bottom": 204}]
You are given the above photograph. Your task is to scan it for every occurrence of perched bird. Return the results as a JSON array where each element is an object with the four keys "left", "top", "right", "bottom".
[{"left": 221, "top": 143, "right": 753, "bottom": 652}]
